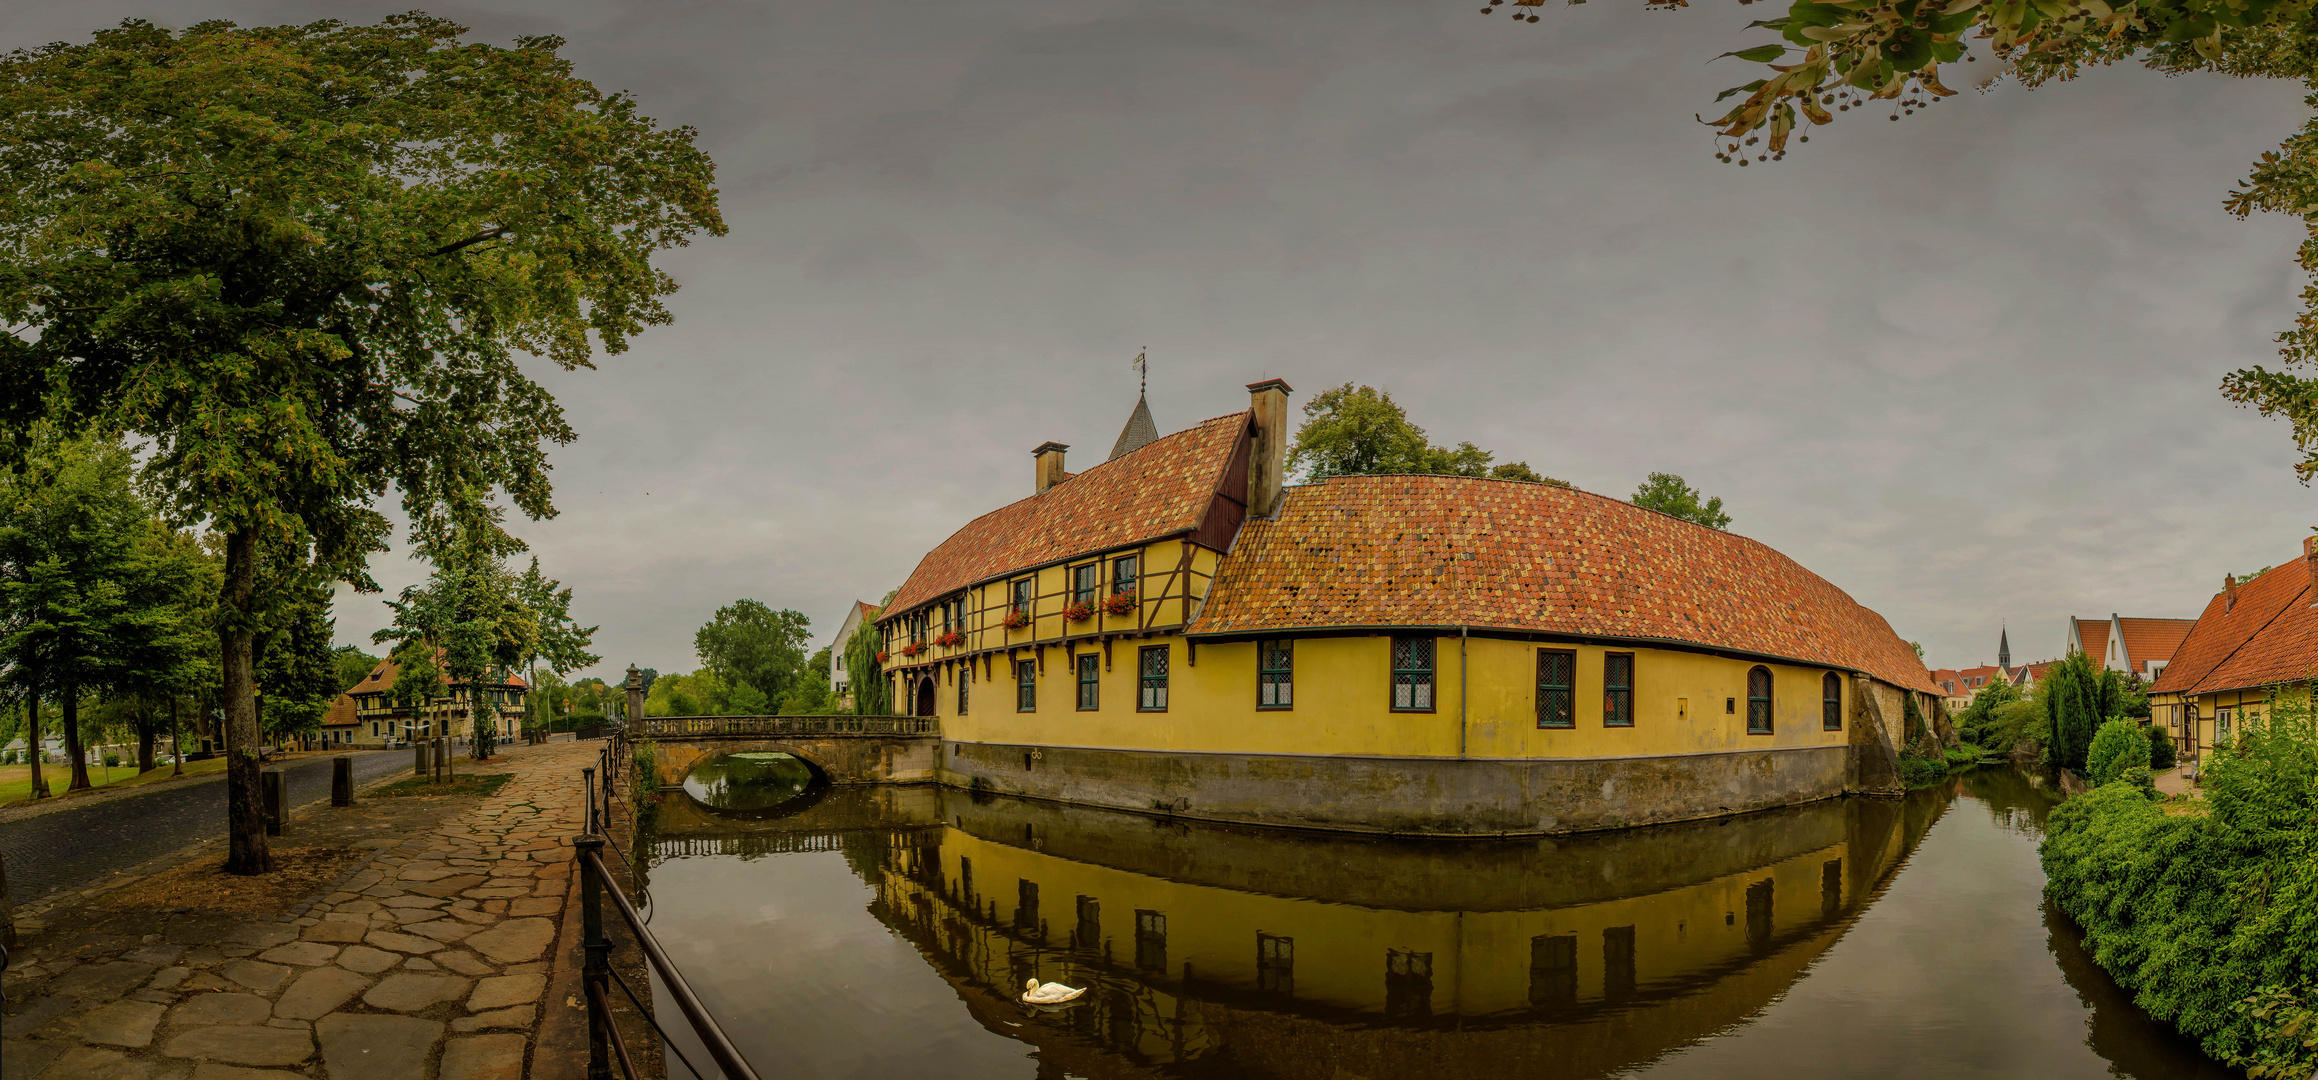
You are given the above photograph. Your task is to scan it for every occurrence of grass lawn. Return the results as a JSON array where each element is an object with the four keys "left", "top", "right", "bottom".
[
  {"left": 368, "top": 773, "right": 514, "bottom": 799},
  {"left": 0, "top": 755, "right": 232, "bottom": 807}
]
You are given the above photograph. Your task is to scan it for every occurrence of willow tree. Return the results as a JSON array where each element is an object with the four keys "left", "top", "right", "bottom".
[
  {"left": 1491, "top": 0, "right": 2318, "bottom": 479},
  {"left": 0, "top": 17, "right": 722, "bottom": 871}
]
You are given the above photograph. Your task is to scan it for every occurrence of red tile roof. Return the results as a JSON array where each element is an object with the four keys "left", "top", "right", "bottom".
[
  {"left": 2115, "top": 617, "right": 2196, "bottom": 675},
  {"left": 2151, "top": 561, "right": 2318, "bottom": 697},
  {"left": 1188, "top": 475, "right": 1939, "bottom": 694},
  {"left": 881, "top": 412, "right": 1249, "bottom": 620},
  {"left": 2074, "top": 618, "right": 2110, "bottom": 665}
]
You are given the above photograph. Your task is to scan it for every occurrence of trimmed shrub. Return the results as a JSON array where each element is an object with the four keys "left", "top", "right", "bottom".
[
  {"left": 1898, "top": 752, "right": 1949, "bottom": 787},
  {"left": 102, "top": 751, "right": 121, "bottom": 768},
  {"left": 2087, "top": 719, "right": 2152, "bottom": 786},
  {"left": 2151, "top": 724, "right": 2179, "bottom": 770}
]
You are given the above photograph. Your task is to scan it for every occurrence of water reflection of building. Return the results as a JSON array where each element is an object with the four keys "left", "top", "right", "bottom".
[{"left": 801, "top": 788, "right": 1947, "bottom": 1080}]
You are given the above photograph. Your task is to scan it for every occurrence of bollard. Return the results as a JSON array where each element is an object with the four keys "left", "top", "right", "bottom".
[
  {"left": 414, "top": 738, "right": 429, "bottom": 778},
  {"left": 262, "top": 770, "right": 285, "bottom": 836},
  {"left": 576, "top": 834, "right": 611, "bottom": 1080},
  {"left": 331, "top": 756, "right": 353, "bottom": 807},
  {"left": 2, "top": 851, "right": 16, "bottom": 951}
]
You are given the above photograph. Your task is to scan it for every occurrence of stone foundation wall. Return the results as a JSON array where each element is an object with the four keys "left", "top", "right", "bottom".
[
  {"left": 937, "top": 741, "right": 1848, "bottom": 837},
  {"left": 648, "top": 735, "right": 938, "bottom": 789}
]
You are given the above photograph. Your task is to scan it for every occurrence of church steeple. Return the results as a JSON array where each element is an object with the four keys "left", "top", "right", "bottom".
[
  {"left": 1108, "top": 350, "right": 1159, "bottom": 460},
  {"left": 1998, "top": 625, "right": 2011, "bottom": 671}
]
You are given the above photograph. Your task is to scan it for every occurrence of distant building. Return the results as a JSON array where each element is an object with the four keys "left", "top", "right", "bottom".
[
  {"left": 2068, "top": 614, "right": 2196, "bottom": 683},
  {"left": 829, "top": 600, "right": 881, "bottom": 700},
  {"left": 1930, "top": 664, "right": 2010, "bottom": 713},
  {"left": 322, "top": 649, "right": 528, "bottom": 747},
  {"left": 2150, "top": 543, "right": 2318, "bottom": 763}
]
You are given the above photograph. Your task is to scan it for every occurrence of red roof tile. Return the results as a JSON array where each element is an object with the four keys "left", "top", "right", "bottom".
[
  {"left": 2074, "top": 618, "right": 2110, "bottom": 665},
  {"left": 2115, "top": 617, "right": 2196, "bottom": 675},
  {"left": 882, "top": 412, "right": 1249, "bottom": 620},
  {"left": 2152, "top": 561, "right": 2318, "bottom": 697},
  {"left": 1188, "top": 476, "right": 1938, "bottom": 693}
]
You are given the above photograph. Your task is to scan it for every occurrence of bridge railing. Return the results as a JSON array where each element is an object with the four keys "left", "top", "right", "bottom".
[{"left": 631, "top": 713, "right": 937, "bottom": 738}]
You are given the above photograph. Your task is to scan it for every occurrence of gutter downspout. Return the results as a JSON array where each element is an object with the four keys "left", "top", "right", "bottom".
[{"left": 1459, "top": 626, "right": 1470, "bottom": 760}]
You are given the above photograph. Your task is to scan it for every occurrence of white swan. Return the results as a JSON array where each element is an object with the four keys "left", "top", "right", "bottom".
[{"left": 1022, "top": 977, "right": 1086, "bottom": 1004}]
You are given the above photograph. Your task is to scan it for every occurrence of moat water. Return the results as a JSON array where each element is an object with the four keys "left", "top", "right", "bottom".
[{"left": 630, "top": 759, "right": 2238, "bottom": 1079}]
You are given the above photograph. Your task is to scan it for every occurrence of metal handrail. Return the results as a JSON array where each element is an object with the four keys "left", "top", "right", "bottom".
[{"left": 577, "top": 839, "right": 764, "bottom": 1080}]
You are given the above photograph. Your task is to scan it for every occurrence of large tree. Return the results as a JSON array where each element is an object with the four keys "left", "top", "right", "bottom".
[
  {"left": 0, "top": 17, "right": 721, "bottom": 871},
  {"left": 375, "top": 526, "right": 539, "bottom": 761},
  {"left": 1493, "top": 0, "right": 2318, "bottom": 482},
  {"left": 695, "top": 600, "right": 814, "bottom": 709},
  {"left": 513, "top": 557, "right": 599, "bottom": 733},
  {"left": 1287, "top": 383, "right": 1569, "bottom": 484},
  {"left": 1630, "top": 472, "right": 1734, "bottom": 530}
]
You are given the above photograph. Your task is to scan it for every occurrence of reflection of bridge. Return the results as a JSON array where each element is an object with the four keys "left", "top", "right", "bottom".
[
  {"left": 632, "top": 715, "right": 939, "bottom": 788},
  {"left": 654, "top": 827, "right": 946, "bottom": 860}
]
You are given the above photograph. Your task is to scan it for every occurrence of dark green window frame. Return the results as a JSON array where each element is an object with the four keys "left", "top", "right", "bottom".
[
  {"left": 1603, "top": 652, "right": 1634, "bottom": 728},
  {"left": 1071, "top": 563, "right": 1099, "bottom": 606},
  {"left": 1011, "top": 578, "right": 1033, "bottom": 615},
  {"left": 1537, "top": 649, "right": 1575, "bottom": 729},
  {"left": 1076, "top": 653, "right": 1100, "bottom": 711},
  {"left": 1822, "top": 672, "right": 1842, "bottom": 731},
  {"left": 1747, "top": 666, "right": 1773, "bottom": 734},
  {"left": 1391, "top": 635, "right": 1435, "bottom": 712},
  {"left": 1112, "top": 554, "right": 1139, "bottom": 594},
  {"left": 1139, "top": 646, "right": 1170, "bottom": 711},
  {"left": 1258, "top": 639, "right": 1293, "bottom": 709},
  {"left": 1017, "top": 660, "right": 1037, "bottom": 712}
]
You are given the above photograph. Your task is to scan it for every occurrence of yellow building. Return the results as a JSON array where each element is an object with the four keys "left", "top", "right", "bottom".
[
  {"left": 2148, "top": 541, "right": 2318, "bottom": 764},
  {"left": 875, "top": 380, "right": 1942, "bottom": 835},
  {"left": 321, "top": 649, "right": 529, "bottom": 749}
]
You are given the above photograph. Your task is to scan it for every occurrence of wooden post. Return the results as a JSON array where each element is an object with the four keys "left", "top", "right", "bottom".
[
  {"left": 331, "top": 756, "right": 353, "bottom": 807},
  {"left": 261, "top": 770, "right": 284, "bottom": 836}
]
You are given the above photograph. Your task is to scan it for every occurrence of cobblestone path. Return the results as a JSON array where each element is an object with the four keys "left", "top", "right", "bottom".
[
  {"left": 1, "top": 751, "right": 415, "bottom": 906},
  {"left": 3, "top": 740, "right": 601, "bottom": 1080}
]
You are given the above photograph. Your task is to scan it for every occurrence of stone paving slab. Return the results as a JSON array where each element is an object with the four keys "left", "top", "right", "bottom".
[{"left": 2, "top": 740, "right": 601, "bottom": 1079}]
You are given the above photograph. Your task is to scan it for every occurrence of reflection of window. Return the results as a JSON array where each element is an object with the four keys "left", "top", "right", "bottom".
[
  {"left": 1537, "top": 650, "right": 1574, "bottom": 729},
  {"left": 1075, "top": 896, "right": 1100, "bottom": 950},
  {"left": 1603, "top": 926, "right": 1636, "bottom": 1003},
  {"left": 1259, "top": 640, "right": 1294, "bottom": 709},
  {"left": 1016, "top": 880, "right": 1040, "bottom": 935},
  {"left": 1385, "top": 949, "right": 1434, "bottom": 1019},
  {"left": 1529, "top": 934, "right": 1577, "bottom": 1009},
  {"left": 1135, "top": 910, "right": 1167, "bottom": 971},
  {"left": 1822, "top": 858, "right": 1843, "bottom": 917},
  {"left": 1392, "top": 636, "right": 1435, "bottom": 711},
  {"left": 1077, "top": 653, "right": 1100, "bottom": 711},
  {"left": 1257, "top": 933, "right": 1294, "bottom": 995},
  {"left": 1017, "top": 661, "right": 1037, "bottom": 712},
  {"left": 959, "top": 857, "right": 974, "bottom": 909},
  {"left": 1747, "top": 666, "right": 1774, "bottom": 734},
  {"left": 1139, "top": 647, "right": 1169, "bottom": 711},
  {"left": 1746, "top": 878, "right": 1774, "bottom": 951},
  {"left": 1603, "top": 653, "right": 1634, "bottom": 728}
]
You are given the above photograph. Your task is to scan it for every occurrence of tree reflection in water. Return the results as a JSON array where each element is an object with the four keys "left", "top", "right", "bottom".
[
  {"left": 678, "top": 752, "right": 822, "bottom": 815},
  {"left": 635, "top": 771, "right": 2242, "bottom": 1080}
]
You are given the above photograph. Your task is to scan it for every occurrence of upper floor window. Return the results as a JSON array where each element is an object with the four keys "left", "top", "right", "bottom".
[
  {"left": 1017, "top": 660, "right": 1037, "bottom": 712},
  {"left": 1602, "top": 653, "right": 1634, "bottom": 728},
  {"left": 1822, "top": 673, "right": 1843, "bottom": 731},
  {"left": 1536, "top": 649, "right": 1575, "bottom": 729},
  {"left": 1392, "top": 636, "right": 1435, "bottom": 712},
  {"left": 1747, "top": 666, "right": 1773, "bottom": 734},
  {"left": 1072, "top": 563, "right": 1100, "bottom": 606},
  {"left": 1076, "top": 653, "right": 1100, "bottom": 711},
  {"left": 1259, "top": 639, "right": 1293, "bottom": 709},
  {"left": 1112, "top": 554, "right": 1139, "bottom": 594},
  {"left": 1139, "top": 646, "right": 1170, "bottom": 711},
  {"left": 1011, "top": 578, "right": 1033, "bottom": 614}
]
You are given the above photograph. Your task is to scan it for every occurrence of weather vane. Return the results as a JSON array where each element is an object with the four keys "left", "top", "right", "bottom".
[{"left": 1131, "top": 348, "right": 1147, "bottom": 397}]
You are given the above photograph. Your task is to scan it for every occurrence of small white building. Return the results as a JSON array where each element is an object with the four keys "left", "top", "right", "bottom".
[{"left": 829, "top": 600, "right": 880, "bottom": 699}]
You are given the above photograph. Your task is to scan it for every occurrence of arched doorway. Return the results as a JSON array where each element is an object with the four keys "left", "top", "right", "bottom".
[{"left": 915, "top": 677, "right": 936, "bottom": 717}]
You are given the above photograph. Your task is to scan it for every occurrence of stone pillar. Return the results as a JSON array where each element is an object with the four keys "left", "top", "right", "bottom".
[{"left": 625, "top": 665, "right": 645, "bottom": 732}]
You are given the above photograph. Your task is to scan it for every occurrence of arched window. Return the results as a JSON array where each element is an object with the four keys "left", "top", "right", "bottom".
[
  {"left": 1822, "top": 673, "right": 1843, "bottom": 731},
  {"left": 1747, "top": 666, "right": 1773, "bottom": 734}
]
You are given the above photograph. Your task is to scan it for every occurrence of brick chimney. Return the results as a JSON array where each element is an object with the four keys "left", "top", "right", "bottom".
[
  {"left": 1246, "top": 379, "right": 1293, "bottom": 519},
  {"left": 2306, "top": 535, "right": 2318, "bottom": 601},
  {"left": 1033, "top": 441, "right": 1069, "bottom": 495},
  {"left": 2225, "top": 573, "right": 2239, "bottom": 613}
]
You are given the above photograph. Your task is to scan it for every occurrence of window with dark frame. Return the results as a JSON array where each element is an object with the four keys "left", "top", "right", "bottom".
[
  {"left": 1139, "top": 646, "right": 1170, "bottom": 710},
  {"left": 1385, "top": 949, "right": 1434, "bottom": 1019},
  {"left": 1257, "top": 933, "right": 1294, "bottom": 995},
  {"left": 957, "top": 672, "right": 968, "bottom": 715},
  {"left": 1011, "top": 578, "right": 1033, "bottom": 615},
  {"left": 1113, "top": 554, "right": 1138, "bottom": 594},
  {"left": 1604, "top": 652, "right": 1635, "bottom": 727},
  {"left": 1822, "top": 672, "right": 1842, "bottom": 731},
  {"left": 1259, "top": 639, "right": 1294, "bottom": 708},
  {"left": 1135, "top": 910, "right": 1167, "bottom": 971},
  {"left": 1391, "top": 636, "right": 1435, "bottom": 711},
  {"left": 1077, "top": 653, "right": 1100, "bottom": 710},
  {"left": 1072, "top": 563, "right": 1099, "bottom": 606},
  {"left": 1017, "top": 660, "right": 1037, "bottom": 712},
  {"left": 1536, "top": 649, "right": 1575, "bottom": 729},
  {"left": 1747, "top": 666, "right": 1773, "bottom": 734}
]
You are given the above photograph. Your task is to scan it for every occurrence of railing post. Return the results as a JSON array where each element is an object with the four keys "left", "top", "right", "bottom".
[
  {"left": 575, "top": 834, "right": 612, "bottom": 1080},
  {"left": 583, "top": 767, "right": 597, "bottom": 836},
  {"left": 331, "top": 755, "right": 353, "bottom": 807}
]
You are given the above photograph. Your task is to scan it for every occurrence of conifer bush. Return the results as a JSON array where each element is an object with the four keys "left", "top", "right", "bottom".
[{"left": 2087, "top": 720, "right": 2152, "bottom": 786}]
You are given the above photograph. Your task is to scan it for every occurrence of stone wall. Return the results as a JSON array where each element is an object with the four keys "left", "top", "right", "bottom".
[
  {"left": 647, "top": 735, "right": 938, "bottom": 789},
  {"left": 937, "top": 741, "right": 1848, "bottom": 837}
]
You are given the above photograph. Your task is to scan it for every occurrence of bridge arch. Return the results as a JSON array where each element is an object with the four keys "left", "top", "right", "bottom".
[{"left": 632, "top": 716, "right": 939, "bottom": 790}]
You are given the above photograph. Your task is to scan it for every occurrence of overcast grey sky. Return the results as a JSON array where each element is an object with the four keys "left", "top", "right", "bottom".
[{"left": 10, "top": 0, "right": 2312, "bottom": 677}]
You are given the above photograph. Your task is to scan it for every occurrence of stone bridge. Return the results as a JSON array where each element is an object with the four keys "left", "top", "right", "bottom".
[{"left": 630, "top": 714, "right": 940, "bottom": 788}]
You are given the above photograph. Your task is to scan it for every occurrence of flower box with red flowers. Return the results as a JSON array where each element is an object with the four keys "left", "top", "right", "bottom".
[
  {"left": 1003, "top": 609, "right": 1031, "bottom": 630},
  {"left": 1063, "top": 601, "right": 1096, "bottom": 624},
  {"left": 874, "top": 650, "right": 891, "bottom": 664},
  {"left": 935, "top": 630, "right": 966, "bottom": 648},
  {"left": 899, "top": 642, "right": 925, "bottom": 657},
  {"left": 1102, "top": 590, "right": 1137, "bottom": 616}
]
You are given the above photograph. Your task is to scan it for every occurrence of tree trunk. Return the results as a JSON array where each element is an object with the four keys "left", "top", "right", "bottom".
[
  {"left": 26, "top": 692, "right": 45, "bottom": 800},
  {"left": 221, "top": 525, "right": 271, "bottom": 874},
  {"left": 170, "top": 696, "right": 183, "bottom": 776},
  {"left": 63, "top": 682, "right": 90, "bottom": 791},
  {"left": 137, "top": 705, "right": 157, "bottom": 773}
]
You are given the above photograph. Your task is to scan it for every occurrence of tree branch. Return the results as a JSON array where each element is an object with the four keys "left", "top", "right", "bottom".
[{"left": 427, "top": 227, "right": 510, "bottom": 258}]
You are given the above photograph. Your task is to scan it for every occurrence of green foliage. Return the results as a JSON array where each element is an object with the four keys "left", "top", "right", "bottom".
[
  {"left": 2087, "top": 720, "right": 2154, "bottom": 786},
  {"left": 332, "top": 646, "right": 381, "bottom": 695},
  {"left": 102, "top": 752, "right": 120, "bottom": 768},
  {"left": 2044, "top": 652, "right": 2134, "bottom": 771},
  {"left": 643, "top": 669, "right": 765, "bottom": 717},
  {"left": 843, "top": 620, "right": 890, "bottom": 716},
  {"left": 1903, "top": 691, "right": 1927, "bottom": 743},
  {"left": 1286, "top": 384, "right": 1568, "bottom": 485},
  {"left": 1629, "top": 472, "right": 1732, "bottom": 530},
  {"left": 694, "top": 600, "right": 812, "bottom": 706},
  {"left": 2153, "top": 724, "right": 2180, "bottom": 770},
  {"left": 2042, "top": 687, "right": 2318, "bottom": 1076},
  {"left": 1946, "top": 743, "right": 1985, "bottom": 768},
  {"left": 1957, "top": 679, "right": 2026, "bottom": 750},
  {"left": 631, "top": 741, "right": 658, "bottom": 789},
  {"left": 253, "top": 569, "right": 341, "bottom": 740},
  {"left": 1897, "top": 751, "right": 1950, "bottom": 787},
  {"left": 776, "top": 646, "right": 840, "bottom": 714},
  {"left": 384, "top": 643, "right": 444, "bottom": 737}
]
